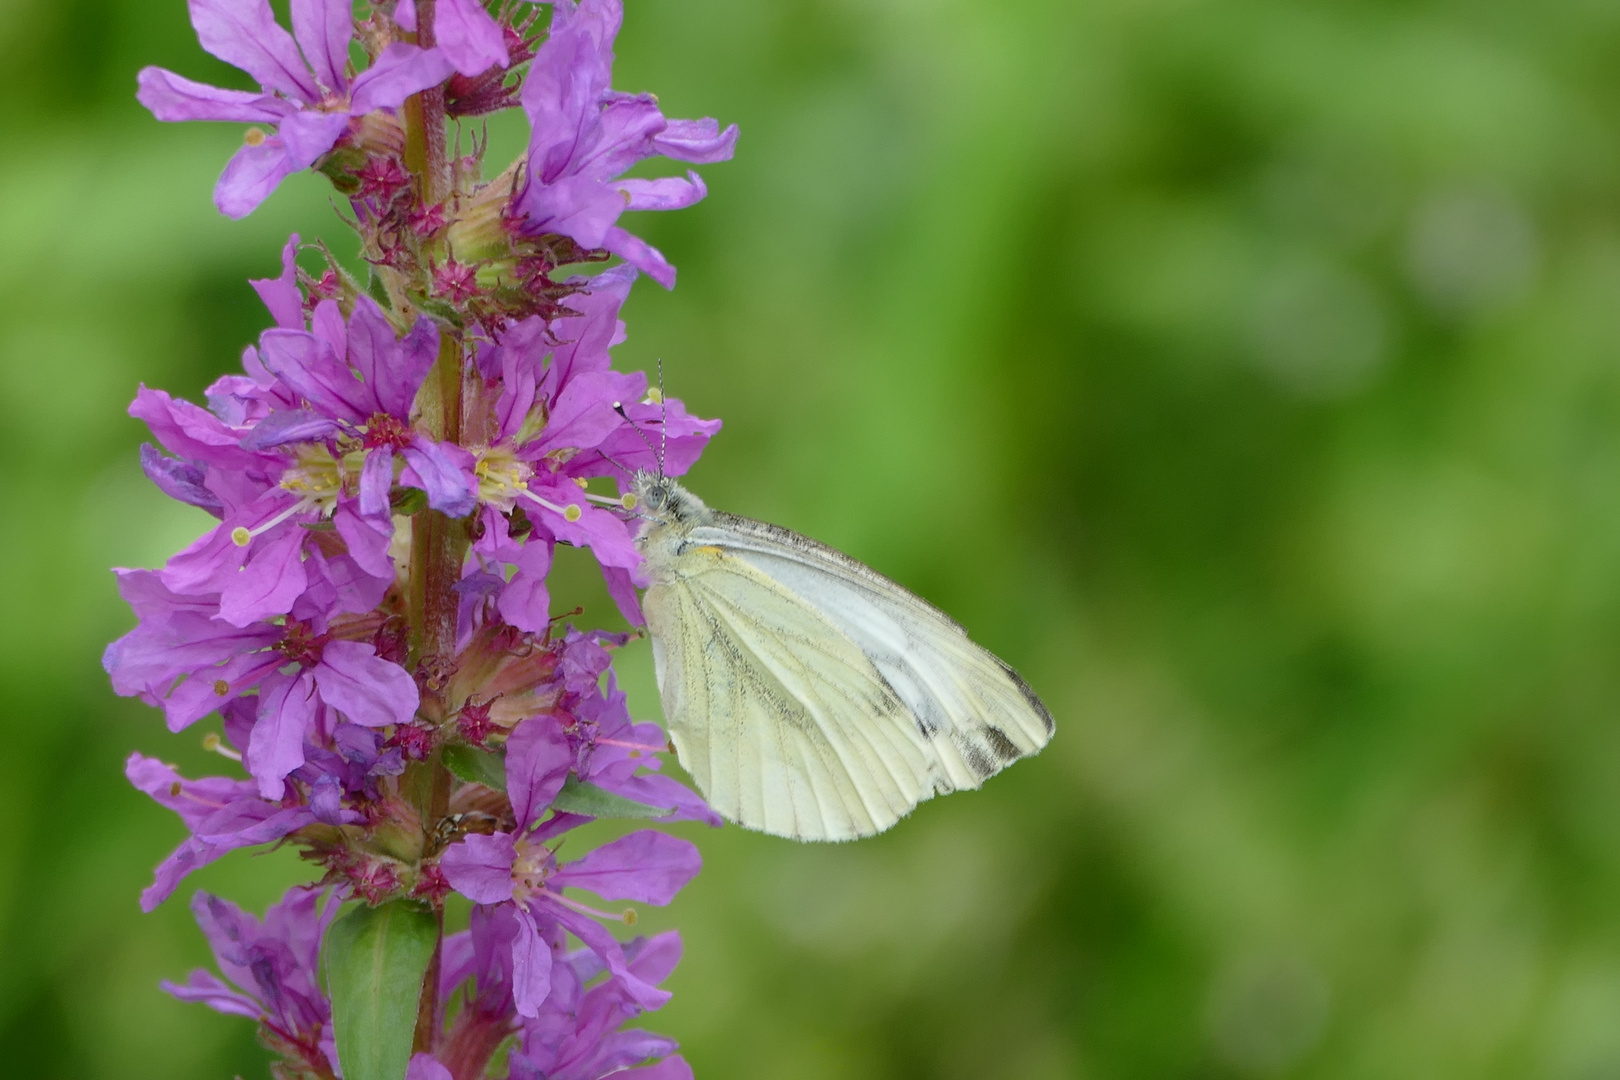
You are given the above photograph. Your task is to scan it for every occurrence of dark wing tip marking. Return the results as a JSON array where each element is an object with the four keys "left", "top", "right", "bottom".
[
  {"left": 983, "top": 726, "right": 1023, "bottom": 764},
  {"left": 956, "top": 734, "right": 999, "bottom": 779},
  {"left": 994, "top": 657, "right": 1056, "bottom": 737}
]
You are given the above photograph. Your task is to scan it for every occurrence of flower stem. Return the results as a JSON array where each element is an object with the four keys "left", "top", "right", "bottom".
[
  {"left": 403, "top": 43, "right": 461, "bottom": 1050},
  {"left": 402, "top": 0, "right": 449, "bottom": 205}
]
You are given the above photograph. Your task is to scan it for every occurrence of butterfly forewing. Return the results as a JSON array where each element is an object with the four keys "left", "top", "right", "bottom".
[
  {"left": 688, "top": 515, "right": 1054, "bottom": 779},
  {"left": 644, "top": 548, "right": 936, "bottom": 840}
]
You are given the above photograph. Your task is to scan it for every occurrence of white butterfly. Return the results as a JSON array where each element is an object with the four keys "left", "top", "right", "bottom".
[{"left": 631, "top": 471, "right": 1054, "bottom": 842}]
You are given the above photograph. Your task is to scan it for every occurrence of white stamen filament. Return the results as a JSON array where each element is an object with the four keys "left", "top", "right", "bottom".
[
  {"left": 520, "top": 488, "right": 583, "bottom": 523},
  {"left": 547, "top": 889, "right": 638, "bottom": 926},
  {"left": 231, "top": 498, "right": 309, "bottom": 547},
  {"left": 202, "top": 732, "right": 243, "bottom": 762}
]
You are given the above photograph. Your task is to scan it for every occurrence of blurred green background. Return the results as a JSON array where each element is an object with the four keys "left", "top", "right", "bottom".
[{"left": 5, "top": 0, "right": 1620, "bottom": 1076}]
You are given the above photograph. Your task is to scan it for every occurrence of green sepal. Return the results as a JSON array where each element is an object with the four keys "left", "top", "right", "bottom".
[
  {"left": 366, "top": 270, "right": 393, "bottom": 311},
  {"left": 442, "top": 744, "right": 507, "bottom": 791},
  {"left": 390, "top": 486, "right": 429, "bottom": 516},
  {"left": 552, "top": 774, "right": 674, "bottom": 819},
  {"left": 323, "top": 899, "right": 438, "bottom": 1080}
]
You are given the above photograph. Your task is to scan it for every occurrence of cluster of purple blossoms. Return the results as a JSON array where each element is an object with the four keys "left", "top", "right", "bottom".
[{"left": 108, "top": 2, "right": 735, "bottom": 1077}]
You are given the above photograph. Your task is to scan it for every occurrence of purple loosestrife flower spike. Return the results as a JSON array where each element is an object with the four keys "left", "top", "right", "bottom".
[{"left": 120, "top": 0, "right": 737, "bottom": 1072}]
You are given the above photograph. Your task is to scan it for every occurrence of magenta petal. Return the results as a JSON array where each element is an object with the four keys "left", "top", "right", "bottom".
[
  {"left": 334, "top": 502, "right": 394, "bottom": 578},
  {"left": 540, "top": 497, "right": 640, "bottom": 571},
  {"left": 131, "top": 385, "right": 258, "bottom": 469},
  {"left": 396, "top": 0, "right": 417, "bottom": 31},
  {"left": 279, "top": 109, "right": 351, "bottom": 169},
  {"left": 219, "top": 526, "right": 307, "bottom": 626},
  {"left": 652, "top": 118, "right": 739, "bottom": 164},
  {"left": 439, "top": 832, "right": 518, "bottom": 904},
  {"left": 626, "top": 1057, "right": 695, "bottom": 1080},
  {"left": 239, "top": 408, "right": 340, "bottom": 450},
  {"left": 289, "top": 0, "right": 353, "bottom": 94},
  {"left": 554, "top": 830, "right": 701, "bottom": 905},
  {"left": 189, "top": 0, "right": 319, "bottom": 101},
  {"left": 401, "top": 438, "right": 477, "bottom": 517},
  {"left": 548, "top": 904, "right": 671, "bottom": 1011},
  {"left": 359, "top": 447, "right": 396, "bottom": 520},
  {"left": 259, "top": 329, "right": 371, "bottom": 421},
  {"left": 162, "top": 971, "right": 262, "bottom": 1020},
  {"left": 405, "top": 1054, "right": 454, "bottom": 1080},
  {"left": 248, "top": 672, "right": 318, "bottom": 799},
  {"left": 617, "top": 173, "right": 706, "bottom": 213},
  {"left": 250, "top": 233, "right": 304, "bottom": 329},
  {"left": 497, "top": 536, "right": 553, "bottom": 634},
  {"left": 311, "top": 298, "right": 347, "bottom": 359},
  {"left": 313, "top": 640, "right": 419, "bottom": 728},
  {"left": 137, "top": 67, "right": 288, "bottom": 123},
  {"left": 436, "top": 0, "right": 509, "bottom": 76},
  {"left": 507, "top": 716, "right": 573, "bottom": 827},
  {"left": 162, "top": 652, "right": 279, "bottom": 733},
  {"left": 533, "top": 369, "right": 642, "bottom": 454},
  {"left": 348, "top": 304, "right": 437, "bottom": 418},
  {"left": 511, "top": 908, "right": 554, "bottom": 1019},
  {"left": 138, "top": 443, "right": 253, "bottom": 516},
  {"left": 517, "top": 173, "right": 625, "bottom": 250},
  {"left": 349, "top": 42, "right": 457, "bottom": 114},
  {"left": 601, "top": 564, "right": 645, "bottom": 626},
  {"left": 602, "top": 225, "right": 677, "bottom": 289},
  {"left": 215, "top": 138, "right": 298, "bottom": 219}
]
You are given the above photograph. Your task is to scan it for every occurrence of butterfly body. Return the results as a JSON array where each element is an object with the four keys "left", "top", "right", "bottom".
[{"left": 632, "top": 471, "right": 1053, "bottom": 842}]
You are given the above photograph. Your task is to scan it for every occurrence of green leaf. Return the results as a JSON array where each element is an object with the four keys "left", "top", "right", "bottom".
[
  {"left": 443, "top": 744, "right": 506, "bottom": 791},
  {"left": 323, "top": 900, "right": 438, "bottom": 1080},
  {"left": 552, "top": 774, "right": 674, "bottom": 819}
]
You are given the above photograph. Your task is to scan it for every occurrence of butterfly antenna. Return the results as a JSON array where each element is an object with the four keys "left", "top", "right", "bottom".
[
  {"left": 613, "top": 400, "right": 662, "bottom": 466},
  {"left": 657, "top": 359, "right": 668, "bottom": 478}
]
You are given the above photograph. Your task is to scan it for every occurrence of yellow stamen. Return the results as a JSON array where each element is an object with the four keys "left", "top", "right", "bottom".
[
  {"left": 231, "top": 526, "right": 252, "bottom": 547},
  {"left": 575, "top": 477, "right": 590, "bottom": 489},
  {"left": 244, "top": 127, "right": 267, "bottom": 147},
  {"left": 563, "top": 504, "right": 582, "bottom": 522},
  {"left": 644, "top": 387, "right": 664, "bottom": 405},
  {"left": 213, "top": 679, "right": 230, "bottom": 696}
]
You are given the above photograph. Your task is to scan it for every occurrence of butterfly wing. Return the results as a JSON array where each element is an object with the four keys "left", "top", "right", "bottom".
[
  {"left": 644, "top": 545, "right": 938, "bottom": 841},
  {"left": 688, "top": 515, "right": 1054, "bottom": 792},
  {"left": 644, "top": 514, "right": 1053, "bottom": 841}
]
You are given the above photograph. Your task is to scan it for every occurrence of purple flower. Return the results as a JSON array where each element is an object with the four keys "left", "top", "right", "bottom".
[
  {"left": 513, "top": 0, "right": 737, "bottom": 288},
  {"left": 163, "top": 887, "right": 339, "bottom": 1073},
  {"left": 552, "top": 629, "right": 721, "bottom": 826},
  {"left": 126, "top": 755, "right": 326, "bottom": 910},
  {"left": 142, "top": 295, "right": 479, "bottom": 626},
  {"left": 106, "top": 571, "right": 419, "bottom": 798},
  {"left": 133, "top": 383, "right": 393, "bottom": 627},
  {"left": 246, "top": 295, "right": 478, "bottom": 519},
  {"left": 508, "top": 931, "right": 690, "bottom": 1080},
  {"left": 137, "top": 0, "right": 459, "bottom": 218},
  {"left": 467, "top": 267, "right": 719, "bottom": 628},
  {"left": 439, "top": 717, "right": 702, "bottom": 1016}
]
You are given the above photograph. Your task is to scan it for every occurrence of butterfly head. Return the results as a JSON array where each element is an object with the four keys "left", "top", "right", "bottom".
[{"left": 631, "top": 470, "right": 708, "bottom": 528}]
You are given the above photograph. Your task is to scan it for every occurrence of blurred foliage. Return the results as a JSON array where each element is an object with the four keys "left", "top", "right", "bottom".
[{"left": 4, "top": 0, "right": 1620, "bottom": 1077}]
